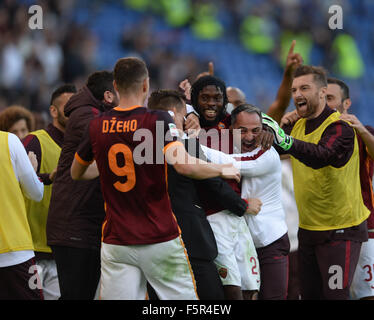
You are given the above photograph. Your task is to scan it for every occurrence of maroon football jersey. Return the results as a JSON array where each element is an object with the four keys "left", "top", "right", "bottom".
[
  {"left": 76, "top": 105, "right": 182, "bottom": 245},
  {"left": 198, "top": 114, "right": 233, "bottom": 154},
  {"left": 197, "top": 113, "right": 241, "bottom": 215}
]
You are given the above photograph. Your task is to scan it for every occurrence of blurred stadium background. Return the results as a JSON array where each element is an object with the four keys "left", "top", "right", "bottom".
[{"left": 1, "top": 0, "right": 373, "bottom": 127}]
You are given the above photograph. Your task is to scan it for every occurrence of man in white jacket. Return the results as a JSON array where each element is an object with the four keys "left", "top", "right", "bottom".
[{"left": 201, "top": 104, "right": 290, "bottom": 300}]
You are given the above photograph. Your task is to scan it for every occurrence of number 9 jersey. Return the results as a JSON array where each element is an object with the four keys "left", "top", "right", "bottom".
[{"left": 75, "top": 105, "right": 182, "bottom": 246}]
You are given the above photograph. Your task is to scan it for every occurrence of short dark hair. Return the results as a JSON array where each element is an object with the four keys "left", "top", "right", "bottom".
[
  {"left": 148, "top": 90, "right": 186, "bottom": 111},
  {"left": 190, "top": 75, "right": 228, "bottom": 110},
  {"left": 50, "top": 84, "right": 77, "bottom": 106},
  {"left": 293, "top": 65, "right": 328, "bottom": 88},
  {"left": 86, "top": 70, "right": 114, "bottom": 101},
  {"left": 113, "top": 57, "right": 148, "bottom": 94},
  {"left": 231, "top": 103, "right": 262, "bottom": 126},
  {"left": 327, "top": 77, "right": 350, "bottom": 101}
]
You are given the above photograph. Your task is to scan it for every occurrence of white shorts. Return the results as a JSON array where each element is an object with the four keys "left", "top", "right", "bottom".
[
  {"left": 350, "top": 238, "right": 374, "bottom": 299},
  {"left": 207, "top": 210, "right": 260, "bottom": 291},
  {"left": 36, "top": 259, "right": 60, "bottom": 300},
  {"left": 100, "top": 236, "right": 198, "bottom": 300}
]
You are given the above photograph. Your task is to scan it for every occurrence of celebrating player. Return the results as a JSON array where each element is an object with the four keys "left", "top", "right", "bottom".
[
  {"left": 147, "top": 89, "right": 262, "bottom": 300},
  {"left": 201, "top": 104, "right": 290, "bottom": 300},
  {"left": 189, "top": 75, "right": 263, "bottom": 300},
  {"left": 263, "top": 65, "right": 369, "bottom": 300},
  {"left": 71, "top": 57, "right": 240, "bottom": 300}
]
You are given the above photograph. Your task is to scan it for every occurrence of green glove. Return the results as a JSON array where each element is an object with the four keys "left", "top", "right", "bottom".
[{"left": 261, "top": 113, "right": 294, "bottom": 151}]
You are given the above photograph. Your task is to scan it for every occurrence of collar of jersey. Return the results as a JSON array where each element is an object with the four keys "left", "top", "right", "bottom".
[
  {"left": 113, "top": 105, "right": 143, "bottom": 112},
  {"left": 233, "top": 146, "right": 262, "bottom": 157}
]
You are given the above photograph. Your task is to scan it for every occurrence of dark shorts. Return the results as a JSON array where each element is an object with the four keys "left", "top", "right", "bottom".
[
  {"left": 0, "top": 258, "right": 44, "bottom": 300},
  {"left": 51, "top": 245, "right": 101, "bottom": 300},
  {"left": 256, "top": 233, "right": 290, "bottom": 300},
  {"left": 298, "top": 228, "right": 363, "bottom": 300},
  {"left": 190, "top": 258, "right": 225, "bottom": 300}
]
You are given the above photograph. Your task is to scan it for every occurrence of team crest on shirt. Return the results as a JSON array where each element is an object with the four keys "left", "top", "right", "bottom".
[
  {"left": 218, "top": 122, "right": 226, "bottom": 129},
  {"left": 168, "top": 123, "right": 179, "bottom": 137},
  {"left": 218, "top": 267, "right": 228, "bottom": 279}
]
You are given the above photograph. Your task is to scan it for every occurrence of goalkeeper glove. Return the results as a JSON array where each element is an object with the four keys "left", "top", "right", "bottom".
[{"left": 261, "top": 113, "right": 294, "bottom": 151}]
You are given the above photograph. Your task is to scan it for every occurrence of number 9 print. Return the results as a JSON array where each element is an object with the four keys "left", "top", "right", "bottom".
[{"left": 108, "top": 143, "right": 136, "bottom": 192}]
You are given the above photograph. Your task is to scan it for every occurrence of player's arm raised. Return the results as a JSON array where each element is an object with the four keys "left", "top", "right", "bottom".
[
  {"left": 164, "top": 141, "right": 240, "bottom": 182},
  {"left": 267, "top": 40, "right": 303, "bottom": 124}
]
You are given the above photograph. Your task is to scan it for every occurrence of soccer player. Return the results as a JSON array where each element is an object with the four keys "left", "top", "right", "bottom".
[
  {"left": 71, "top": 57, "right": 240, "bottom": 300},
  {"left": 0, "top": 130, "right": 44, "bottom": 299},
  {"left": 182, "top": 40, "right": 302, "bottom": 129},
  {"left": 147, "top": 89, "right": 262, "bottom": 300},
  {"left": 262, "top": 65, "right": 370, "bottom": 300},
  {"left": 190, "top": 75, "right": 232, "bottom": 132},
  {"left": 180, "top": 41, "right": 300, "bottom": 299},
  {"left": 0, "top": 105, "right": 35, "bottom": 140},
  {"left": 46, "top": 71, "right": 118, "bottom": 300},
  {"left": 325, "top": 78, "right": 374, "bottom": 300},
  {"left": 22, "top": 84, "right": 77, "bottom": 300},
  {"left": 201, "top": 104, "right": 290, "bottom": 300},
  {"left": 189, "top": 76, "right": 263, "bottom": 300},
  {"left": 276, "top": 75, "right": 374, "bottom": 300}
]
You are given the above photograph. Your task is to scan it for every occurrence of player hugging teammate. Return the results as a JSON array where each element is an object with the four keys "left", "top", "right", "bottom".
[{"left": 3, "top": 40, "right": 374, "bottom": 302}]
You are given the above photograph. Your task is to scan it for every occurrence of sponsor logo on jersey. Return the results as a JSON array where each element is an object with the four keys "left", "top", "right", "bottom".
[
  {"left": 218, "top": 122, "right": 226, "bottom": 130},
  {"left": 168, "top": 123, "right": 179, "bottom": 137}
]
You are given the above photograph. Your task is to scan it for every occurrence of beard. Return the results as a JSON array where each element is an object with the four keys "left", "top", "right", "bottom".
[
  {"left": 57, "top": 111, "right": 67, "bottom": 129},
  {"left": 295, "top": 94, "right": 320, "bottom": 119},
  {"left": 103, "top": 100, "right": 118, "bottom": 111},
  {"left": 336, "top": 102, "right": 345, "bottom": 114},
  {"left": 198, "top": 105, "right": 227, "bottom": 128}
]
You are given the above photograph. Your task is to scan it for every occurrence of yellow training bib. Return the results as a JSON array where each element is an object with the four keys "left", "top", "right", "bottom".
[
  {"left": 24, "top": 129, "right": 61, "bottom": 253},
  {"left": 0, "top": 131, "right": 34, "bottom": 253},
  {"left": 290, "top": 112, "right": 369, "bottom": 231}
]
